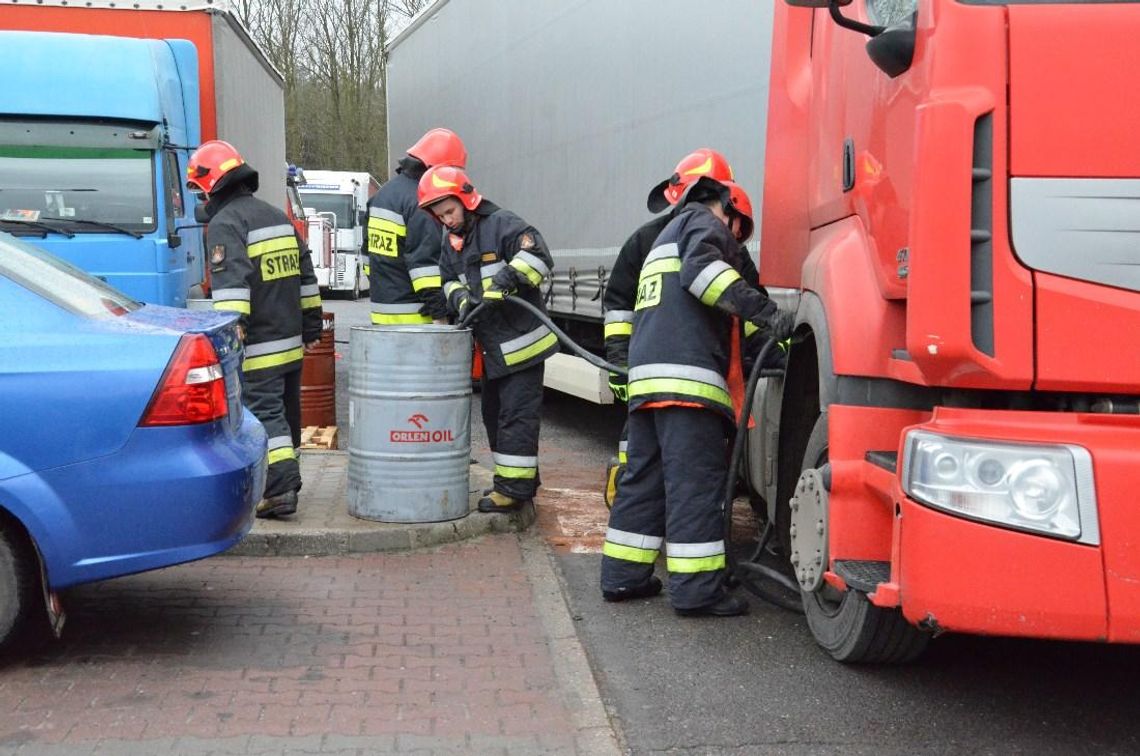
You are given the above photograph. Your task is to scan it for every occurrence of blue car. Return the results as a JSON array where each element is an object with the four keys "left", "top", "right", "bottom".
[{"left": 0, "top": 232, "right": 266, "bottom": 649}]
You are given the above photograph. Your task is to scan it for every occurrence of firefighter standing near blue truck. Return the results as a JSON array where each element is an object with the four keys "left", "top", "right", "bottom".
[
  {"left": 364, "top": 128, "right": 468, "bottom": 326},
  {"left": 600, "top": 176, "right": 794, "bottom": 617},
  {"left": 187, "top": 140, "right": 324, "bottom": 519},
  {"left": 417, "top": 165, "right": 557, "bottom": 513}
]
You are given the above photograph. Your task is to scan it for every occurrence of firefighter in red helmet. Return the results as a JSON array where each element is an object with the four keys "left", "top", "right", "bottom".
[
  {"left": 418, "top": 165, "right": 557, "bottom": 513},
  {"left": 600, "top": 176, "right": 794, "bottom": 617},
  {"left": 601, "top": 149, "right": 769, "bottom": 509},
  {"left": 364, "top": 127, "right": 467, "bottom": 326},
  {"left": 187, "top": 139, "right": 324, "bottom": 519}
]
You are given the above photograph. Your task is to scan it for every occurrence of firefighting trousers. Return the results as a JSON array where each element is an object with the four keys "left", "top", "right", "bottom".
[
  {"left": 481, "top": 362, "right": 544, "bottom": 500},
  {"left": 600, "top": 406, "right": 730, "bottom": 610},
  {"left": 244, "top": 366, "right": 303, "bottom": 499}
]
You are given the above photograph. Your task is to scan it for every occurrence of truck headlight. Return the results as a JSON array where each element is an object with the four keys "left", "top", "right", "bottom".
[{"left": 902, "top": 431, "right": 1099, "bottom": 544}]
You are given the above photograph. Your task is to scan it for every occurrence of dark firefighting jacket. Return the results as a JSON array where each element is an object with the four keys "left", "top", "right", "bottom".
[
  {"left": 438, "top": 200, "right": 558, "bottom": 380},
  {"left": 626, "top": 203, "right": 778, "bottom": 423},
  {"left": 364, "top": 159, "right": 446, "bottom": 324},
  {"left": 603, "top": 213, "right": 766, "bottom": 372},
  {"left": 208, "top": 189, "right": 323, "bottom": 377}
]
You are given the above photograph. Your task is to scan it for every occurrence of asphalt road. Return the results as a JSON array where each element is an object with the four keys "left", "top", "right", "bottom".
[{"left": 320, "top": 298, "right": 1140, "bottom": 755}]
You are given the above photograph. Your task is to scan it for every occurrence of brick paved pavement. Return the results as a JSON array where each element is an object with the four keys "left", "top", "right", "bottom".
[{"left": 0, "top": 535, "right": 617, "bottom": 755}]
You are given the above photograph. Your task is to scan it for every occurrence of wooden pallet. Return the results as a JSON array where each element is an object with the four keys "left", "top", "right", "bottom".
[{"left": 300, "top": 426, "right": 338, "bottom": 449}]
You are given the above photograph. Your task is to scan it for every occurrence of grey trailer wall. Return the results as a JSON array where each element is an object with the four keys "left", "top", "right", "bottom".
[
  {"left": 212, "top": 13, "right": 286, "bottom": 209},
  {"left": 386, "top": 0, "right": 774, "bottom": 257}
]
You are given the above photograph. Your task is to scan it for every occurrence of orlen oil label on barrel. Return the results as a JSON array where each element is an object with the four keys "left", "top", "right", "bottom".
[{"left": 390, "top": 413, "right": 455, "bottom": 443}]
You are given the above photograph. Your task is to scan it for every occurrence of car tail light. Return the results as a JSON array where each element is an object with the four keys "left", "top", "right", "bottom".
[{"left": 140, "top": 334, "right": 228, "bottom": 426}]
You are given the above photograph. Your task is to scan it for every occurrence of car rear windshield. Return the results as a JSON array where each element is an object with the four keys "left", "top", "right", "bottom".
[{"left": 0, "top": 233, "right": 140, "bottom": 317}]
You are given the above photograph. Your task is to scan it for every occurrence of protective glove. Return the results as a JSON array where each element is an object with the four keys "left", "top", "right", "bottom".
[
  {"left": 419, "top": 291, "right": 449, "bottom": 321},
  {"left": 487, "top": 266, "right": 520, "bottom": 300},
  {"left": 608, "top": 371, "right": 628, "bottom": 402},
  {"left": 753, "top": 310, "right": 795, "bottom": 343},
  {"left": 454, "top": 295, "right": 474, "bottom": 324}
]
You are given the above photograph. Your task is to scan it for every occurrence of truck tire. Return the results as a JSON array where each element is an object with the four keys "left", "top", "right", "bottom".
[
  {"left": 798, "top": 414, "right": 930, "bottom": 663},
  {"left": 0, "top": 523, "right": 38, "bottom": 654}
]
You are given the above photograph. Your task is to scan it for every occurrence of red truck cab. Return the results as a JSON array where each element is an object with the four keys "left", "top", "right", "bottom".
[{"left": 758, "top": 0, "right": 1140, "bottom": 661}]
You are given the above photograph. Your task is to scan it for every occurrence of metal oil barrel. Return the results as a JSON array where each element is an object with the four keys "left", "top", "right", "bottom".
[
  {"left": 347, "top": 325, "right": 472, "bottom": 522},
  {"left": 301, "top": 312, "right": 337, "bottom": 427}
]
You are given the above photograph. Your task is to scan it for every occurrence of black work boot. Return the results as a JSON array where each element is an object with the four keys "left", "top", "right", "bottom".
[
  {"left": 602, "top": 575, "right": 663, "bottom": 603},
  {"left": 477, "top": 491, "right": 529, "bottom": 513},
  {"left": 674, "top": 595, "right": 750, "bottom": 617},
  {"left": 256, "top": 489, "right": 298, "bottom": 519}
]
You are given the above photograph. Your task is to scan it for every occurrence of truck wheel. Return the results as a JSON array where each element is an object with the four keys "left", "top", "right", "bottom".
[
  {"left": 797, "top": 415, "right": 930, "bottom": 663},
  {"left": 0, "top": 523, "right": 38, "bottom": 654}
]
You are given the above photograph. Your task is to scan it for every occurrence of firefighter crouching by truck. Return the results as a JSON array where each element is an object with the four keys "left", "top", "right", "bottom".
[
  {"left": 188, "top": 140, "right": 324, "bottom": 519},
  {"left": 364, "top": 128, "right": 468, "bottom": 326},
  {"left": 602, "top": 148, "right": 771, "bottom": 508},
  {"left": 600, "top": 176, "right": 794, "bottom": 617},
  {"left": 417, "top": 165, "right": 557, "bottom": 514}
]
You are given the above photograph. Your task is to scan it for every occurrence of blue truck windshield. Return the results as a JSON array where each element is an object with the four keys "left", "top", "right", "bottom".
[
  {"left": 0, "top": 146, "right": 157, "bottom": 233},
  {"left": 300, "top": 191, "right": 355, "bottom": 229}
]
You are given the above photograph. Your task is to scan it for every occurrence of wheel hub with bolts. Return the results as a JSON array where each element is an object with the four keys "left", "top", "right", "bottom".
[{"left": 789, "top": 467, "right": 829, "bottom": 592}]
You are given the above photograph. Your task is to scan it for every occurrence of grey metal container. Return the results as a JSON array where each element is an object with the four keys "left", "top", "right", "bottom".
[{"left": 347, "top": 325, "right": 472, "bottom": 522}]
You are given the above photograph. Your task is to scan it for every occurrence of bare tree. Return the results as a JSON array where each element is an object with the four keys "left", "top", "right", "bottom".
[{"left": 236, "top": 0, "right": 430, "bottom": 179}]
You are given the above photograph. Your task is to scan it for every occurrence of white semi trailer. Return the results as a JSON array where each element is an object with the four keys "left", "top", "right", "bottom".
[{"left": 385, "top": 0, "right": 775, "bottom": 402}]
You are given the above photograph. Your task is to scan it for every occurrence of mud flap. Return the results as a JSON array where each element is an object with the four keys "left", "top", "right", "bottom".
[{"left": 35, "top": 546, "right": 65, "bottom": 639}]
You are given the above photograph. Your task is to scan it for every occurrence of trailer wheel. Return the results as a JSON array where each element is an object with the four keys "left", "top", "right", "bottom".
[
  {"left": 797, "top": 415, "right": 929, "bottom": 663},
  {"left": 0, "top": 522, "right": 38, "bottom": 654}
]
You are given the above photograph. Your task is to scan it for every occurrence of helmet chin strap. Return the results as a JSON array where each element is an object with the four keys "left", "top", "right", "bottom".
[{"left": 730, "top": 215, "right": 744, "bottom": 242}]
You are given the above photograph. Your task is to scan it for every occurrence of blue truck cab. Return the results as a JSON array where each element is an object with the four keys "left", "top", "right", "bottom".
[{"left": 0, "top": 31, "right": 205, "bottom": 306}]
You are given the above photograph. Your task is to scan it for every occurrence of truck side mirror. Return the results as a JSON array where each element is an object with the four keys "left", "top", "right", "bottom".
[
  {"left": 168, "top": 232, "right": 182, "bottom": 249},
  {"left": 194, "top": 203, "right": 210, "bottom": 224},
  {"left": 865, "top": 15, "right": 917, "bottom": 78},
  {"left": 358, "top": 209, "right": 368, "bottom": 226}
]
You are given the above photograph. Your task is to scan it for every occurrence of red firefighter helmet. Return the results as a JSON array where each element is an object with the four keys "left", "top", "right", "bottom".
[
  {"left": 647, "top": 147, "right": 734, "bottom": 213},
  {"left": 186, "top": 140, "right": 246, "bottom": 195},
  {"left": 720, "top": 180, "right": 754, "bottom": 242},
  {"left": 417, "top": 165, "right": 482, "bottom": 211},
  {"left": 407, "top": 128, "right": 467, "bottom": 169}
]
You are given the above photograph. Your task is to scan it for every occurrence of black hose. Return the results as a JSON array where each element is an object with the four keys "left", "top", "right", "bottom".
[
  {"left": 722, "top": 336, "right": 805, "bottom": 614},
  {"left": 458, "top": 296, "right": 628, "bottom": 376}
]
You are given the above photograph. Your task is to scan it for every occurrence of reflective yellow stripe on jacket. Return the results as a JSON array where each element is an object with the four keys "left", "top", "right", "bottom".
[
  {"left": 300, "top": 283, "right": 322, "bottom": 311},
  {"left": 371, "top": 301, "right": 431, "bottom": 325},
  {"left": 212, "top": 286, "right": 251, "bottom": 315},
  {"left": 408, "top": 265, "right": 442, "bottom": 293},
  {"left": 627, "top": 363, "right": 733, "bottom": 410},
  {"left": 604, "top": 309, "right": 634, "bottom": 340},
  {"left": 243, "top": 335, "right": 304, "bottom": 372},
  {"left": 501, "top": 324, "right": 557, "bottom": 366},
  {"left": 688, "top": 260, "right": 742, "bottom": 307}
]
